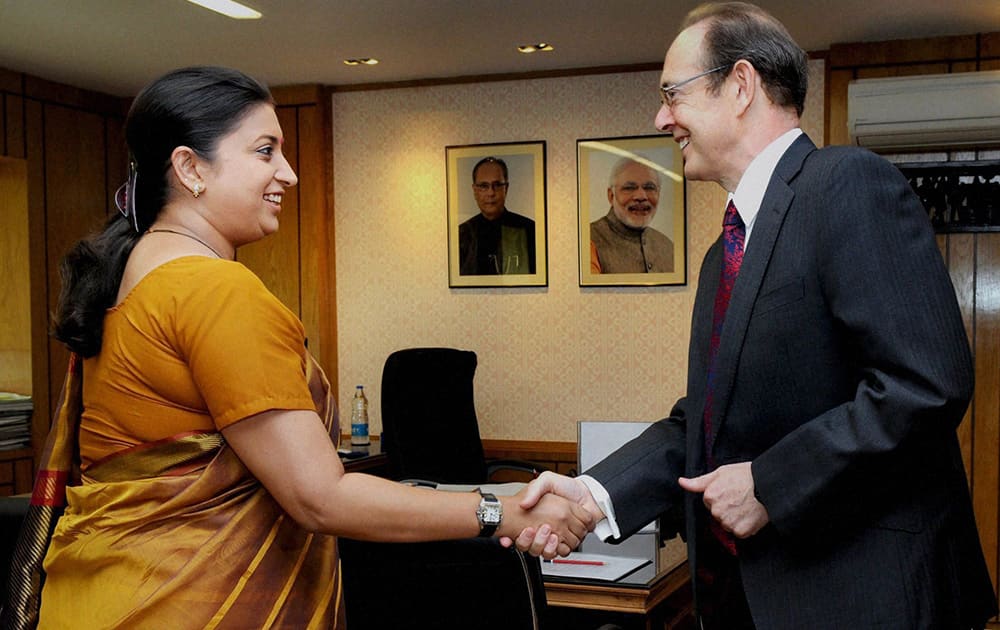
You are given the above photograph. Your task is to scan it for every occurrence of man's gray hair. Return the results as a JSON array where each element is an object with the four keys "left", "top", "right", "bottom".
[{"left": 607, "top": 157, "right": 662, "bottom": 190}]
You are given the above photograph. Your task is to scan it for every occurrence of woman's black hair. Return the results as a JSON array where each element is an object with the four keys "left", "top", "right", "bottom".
[{"left": 53, "top": 66, "right": 273, "bottom": 357}]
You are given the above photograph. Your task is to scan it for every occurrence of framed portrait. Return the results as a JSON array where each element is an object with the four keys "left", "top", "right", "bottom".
[
  {"left": 577, "top": 135, "right": 686, "bottom": 287},
  {"left": 446, "top": 141, "right": 547, "bottom": 288}
]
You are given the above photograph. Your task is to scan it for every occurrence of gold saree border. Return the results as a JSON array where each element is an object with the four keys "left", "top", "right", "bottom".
[
  {"left": 2, "top": 354, "right": 83, "bottom": 630},
  {"left": 85, "top": 430, "right": 224, "bottom": 483}
]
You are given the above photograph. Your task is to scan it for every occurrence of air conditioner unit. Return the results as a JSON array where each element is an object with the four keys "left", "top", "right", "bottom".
[{"left": 847, "top": 70, "right": 1000, "bottom": 151}]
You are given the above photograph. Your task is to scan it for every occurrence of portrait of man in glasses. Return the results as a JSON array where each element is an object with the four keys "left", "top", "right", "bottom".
[
  {"left": 458, "top": 156, "right": 536, "bottom": 275},
  {"left": 590, "top": 157, "right": 674, "bottom": 273}
]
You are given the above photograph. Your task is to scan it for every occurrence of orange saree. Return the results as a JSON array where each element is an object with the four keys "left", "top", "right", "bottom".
[{"left": 4, "top": 354, "right": 344, "bottom": 630}]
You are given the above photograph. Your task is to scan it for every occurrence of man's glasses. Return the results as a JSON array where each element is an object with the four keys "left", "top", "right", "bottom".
[
  {"left": 474, "top": 181, "right": 509, "bottom": 192},
  {"left": 659, "top": 65, "right": 729, "bottom": 109}
]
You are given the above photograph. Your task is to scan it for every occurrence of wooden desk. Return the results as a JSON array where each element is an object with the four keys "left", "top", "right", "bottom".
[{"left": 544, "top": 561, "right": 693, "bottom": 630}]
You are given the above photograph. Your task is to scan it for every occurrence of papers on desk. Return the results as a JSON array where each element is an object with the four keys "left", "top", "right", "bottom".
[
  {"left": 541, "top": 552, "right": 650, "bottom": 582},
  {"left": 432, "top": 482, "right": 527, "bottom": 496}
]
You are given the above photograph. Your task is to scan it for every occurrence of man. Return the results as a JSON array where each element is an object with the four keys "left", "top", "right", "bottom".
[
  {"left": 458, "top": 157, "right": 535, "bottom": 275},
  {"left": 512, "top": 3, "right": 998, "bottom": 627},
  {"left": 590, "top": 158, "right": 674, "bottom": 273}
]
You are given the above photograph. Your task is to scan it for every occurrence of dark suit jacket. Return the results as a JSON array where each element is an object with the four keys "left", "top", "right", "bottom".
[{"left": 587, "top": 134, "right": 998, "bottom": 628}]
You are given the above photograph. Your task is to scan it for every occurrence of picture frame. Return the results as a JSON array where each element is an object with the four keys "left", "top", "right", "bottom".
[
  {"left": 446, "top": 141, "right": 547, "bottom": 287},
  {"left": 577, "top": 135, "right": 686, "bottom": 286}
]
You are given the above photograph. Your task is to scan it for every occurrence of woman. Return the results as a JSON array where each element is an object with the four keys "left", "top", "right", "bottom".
[{"left": 5, "top": 67, "right": 589, "bottom": 629}]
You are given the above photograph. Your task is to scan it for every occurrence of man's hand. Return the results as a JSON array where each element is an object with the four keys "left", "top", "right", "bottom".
[
  {"left": 498, "top": 471, "right": 604, "bottom": 557},
  {"left": 678, "top": 462, "right": 769, "bottom": 538},
  {"left": 498, "top": 487, "right": 594, "bottom": 559}
]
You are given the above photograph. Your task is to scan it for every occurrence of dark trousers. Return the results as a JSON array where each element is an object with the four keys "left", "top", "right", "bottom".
[{"left": 697, "top": 537, "right": 756, "bottom": 630}]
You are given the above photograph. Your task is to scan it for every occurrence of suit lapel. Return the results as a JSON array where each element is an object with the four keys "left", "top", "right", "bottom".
[{"left": 705, "top": 134, "right": 817, "bottom": 456}]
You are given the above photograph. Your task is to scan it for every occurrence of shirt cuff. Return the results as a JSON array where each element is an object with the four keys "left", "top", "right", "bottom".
[{"left": 577, "top": 474, "right": 622, "bottom": 541}]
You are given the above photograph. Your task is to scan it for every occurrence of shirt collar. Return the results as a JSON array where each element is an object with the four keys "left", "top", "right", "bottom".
[{"left": 729, "top": 128, "right": 802, "bottom": 246}]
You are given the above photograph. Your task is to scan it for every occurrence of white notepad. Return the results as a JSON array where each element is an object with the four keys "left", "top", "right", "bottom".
[{"left": 540, "top": 552, "right": 650, "bottom": 581}]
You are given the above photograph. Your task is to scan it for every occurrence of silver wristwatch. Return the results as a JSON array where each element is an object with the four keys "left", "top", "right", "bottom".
[{"left": 475, "top": 490, "right": 502, "bottom": 537}]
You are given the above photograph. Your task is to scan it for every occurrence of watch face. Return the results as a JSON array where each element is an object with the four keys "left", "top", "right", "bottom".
[{"left": 481, "top": 504, "right": 502, "bottom": 523}]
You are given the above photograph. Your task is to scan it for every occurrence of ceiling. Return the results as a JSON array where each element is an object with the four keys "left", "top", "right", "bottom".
[{"left": 1, "top": 0, "right": 998, "bottom": 97}]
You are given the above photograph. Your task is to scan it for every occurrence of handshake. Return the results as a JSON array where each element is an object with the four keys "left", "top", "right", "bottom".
[
  {"left": 496, "top": 472, "right": 605, "bottom": 559},
  {"left": 495, "top": 461, "right": 769, "bottom": 558}
]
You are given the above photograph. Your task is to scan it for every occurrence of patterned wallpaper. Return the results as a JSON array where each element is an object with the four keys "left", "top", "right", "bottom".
[{"left": 333, "top": 60, "right": 825, "bottom": 442}]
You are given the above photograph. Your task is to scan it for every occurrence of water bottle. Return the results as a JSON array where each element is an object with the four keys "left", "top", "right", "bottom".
[{"left": 350, "top": 385, "right": 370, "bottom": 446}]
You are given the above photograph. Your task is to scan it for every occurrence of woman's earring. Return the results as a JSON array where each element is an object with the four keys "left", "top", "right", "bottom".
[{"left": 193, "top": 183, "right": 203, "bottom": 198}]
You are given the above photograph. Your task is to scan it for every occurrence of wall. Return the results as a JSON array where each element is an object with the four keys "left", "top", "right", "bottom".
[{"left": 333, "top": 61, "right": 825, "bottom": 442}]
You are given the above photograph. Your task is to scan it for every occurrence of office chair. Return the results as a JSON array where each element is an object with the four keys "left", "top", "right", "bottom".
[
  {"left": 0, "top": 494, "right": 31, "bottom": 618},
  {"left": 380, "top": 347, "right": 542, "bottom": 484},
  {"left": 339, "top": 537, "right": 547, "bottom": 630}
]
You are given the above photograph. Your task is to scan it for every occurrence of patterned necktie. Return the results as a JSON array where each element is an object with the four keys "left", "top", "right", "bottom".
[{"left": 703, "top": 200, "right": 745, "bottom": 554}]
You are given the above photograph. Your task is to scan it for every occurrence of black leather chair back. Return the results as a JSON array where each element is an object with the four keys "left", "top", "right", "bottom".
[{"left": 380, "top": 347, "right": 488, "bottom": 484}]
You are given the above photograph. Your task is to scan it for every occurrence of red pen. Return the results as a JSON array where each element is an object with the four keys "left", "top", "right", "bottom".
[{"left": 549, "top": 558, "right": 605, "bottom": 566}]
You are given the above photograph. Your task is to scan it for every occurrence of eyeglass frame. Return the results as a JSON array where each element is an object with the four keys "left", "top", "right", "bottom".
[
  {"left": 473, "top": 181, "right": 510, "bottom": 192},
  {"left": 659, "top": 64, "right": 730, "bottom": 109}
]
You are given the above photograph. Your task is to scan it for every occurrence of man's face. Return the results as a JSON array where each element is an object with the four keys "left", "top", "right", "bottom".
[
  {"left": 654, "top": 22, "right": 738, "bottom": 189},
  {"left": 607, "top": 162, "right": 660, "bottom": 229},
  {"left": 472, "top": 162, "right": 508, "bottom": 220}
]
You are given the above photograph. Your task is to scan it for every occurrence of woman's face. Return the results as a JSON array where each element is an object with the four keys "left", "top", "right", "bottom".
[{"left": 199, "top": 102, "right": 298, "bottom": 245}]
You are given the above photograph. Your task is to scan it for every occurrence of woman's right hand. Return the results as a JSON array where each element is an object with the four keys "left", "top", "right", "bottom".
[{"left": 499, "top": 488, "right": 594, "bottom": 559}]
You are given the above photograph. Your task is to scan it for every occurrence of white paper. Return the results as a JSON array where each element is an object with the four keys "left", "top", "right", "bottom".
[
  {"left": 432, "top": 482, "right": 527, "bottom": 496},
  {"left": 540, "top": 552, "right": 651, "bottom": 581}
]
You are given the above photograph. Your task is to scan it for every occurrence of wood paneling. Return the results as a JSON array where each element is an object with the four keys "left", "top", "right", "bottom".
[
  {"left": 43, "top": 104, "right": 110, "bottom": 421},
  {"left": 825, "top": 69, "right": 853, "bottom": 147},
  {"left": 944, "top": 234, "right": 976, "bottom": 481},
  {"left": 0, "top": 68, "right": 20, "bottom": 94},
  {"left": 105, "top": 117, "right": 126, "bottom": 213},
  {"left": 5, "top": 95, "right": 24, "bottom": 159},
  {"left": 236, "top": 90, "right": 337, "bottom": 396},
  {"left": 270, "top": 84, "right": 323, "bottom": 106},
  {"left": 23, "top": 74, "right": 124, "bottom": 117},
  {"left": 983, "top": 33, "right": 1000, "bottom": 59},
  {"left": 855, "top": 63, "right": 948, "bottom": 79},
  {"left": 0, "top": 450, "right": 34, "bottom": 495},
  {"left": 23, "top": 98, "right": 48, "bottom": 451},
  {"left": 935, "top": 232, "right": 1000, "bottom": 617},
  {"left": 483, "top": 439, "right": 578, "bottom": 477},
  {"left": 259, "top": 87, "right": 337, "bottom": 396},
  {"left": 1, "top": 71, "right": 127, "bottom": 456},
  {"left": 973, "top": 234, "right": 1000, "bottom": 596},
  {"left": 0, "top": 157, "right": 31, "bottom": 395},
  {"left": 237, "top": 106, "right": 302, "bottom": 314},
  {"left": 829, "top": 35, "right": 977, "bottom": 67},
  {"left": 296, "top": 98, "right": 336, "bottom": 393}
]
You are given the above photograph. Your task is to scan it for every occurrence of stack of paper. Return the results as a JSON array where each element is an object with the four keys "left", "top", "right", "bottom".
[
  {"left": 0, "top": 392, "right": 32, "bottom": 451},
  {"left": 541, "top": 552, "right": 651, "bottom": 581}
]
